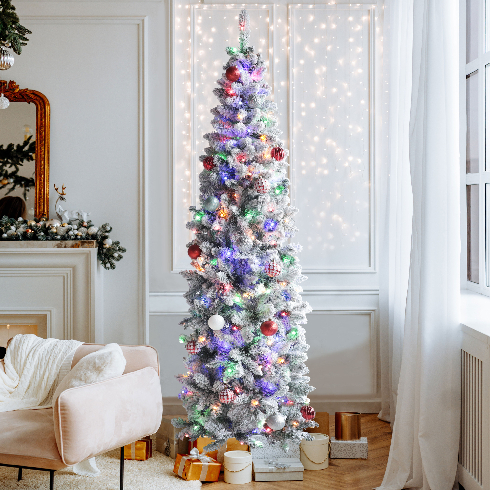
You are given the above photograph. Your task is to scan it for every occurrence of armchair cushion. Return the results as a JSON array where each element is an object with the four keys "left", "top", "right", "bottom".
[
  {"left": 52, "top": 343, "right": 126, "bottom": 403},
  {"left": 54, "top": 366, "right": 162, "bottom": 466},
  {"left": 0, "top": 408, "right": 66, "bottom": 470}
]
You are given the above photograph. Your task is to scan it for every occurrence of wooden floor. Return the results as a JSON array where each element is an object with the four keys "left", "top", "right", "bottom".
[{"left": 206, "top": 414, "right": 392, "bottom": 490}]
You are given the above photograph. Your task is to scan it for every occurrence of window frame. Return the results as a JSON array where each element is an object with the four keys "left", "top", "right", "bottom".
[{"left": 461, "top": 0, "right": 490, "bottom": 295}]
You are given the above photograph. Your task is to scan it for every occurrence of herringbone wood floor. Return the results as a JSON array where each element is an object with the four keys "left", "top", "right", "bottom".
[{"left": 206, "top": 414, "right": 392, "bottom": 490}]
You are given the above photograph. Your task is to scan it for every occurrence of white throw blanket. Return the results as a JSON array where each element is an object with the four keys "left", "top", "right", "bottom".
[{"left": 0, "top": 334, "right": 82, "bottom": 412}]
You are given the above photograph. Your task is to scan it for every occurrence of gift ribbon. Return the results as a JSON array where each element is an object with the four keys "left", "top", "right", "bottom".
[
  {"left": 178, "top": 448, "right": 215, "bottom": 479},
  {"left": 266, "top": 460, "right": 291, "bottom": 470}
]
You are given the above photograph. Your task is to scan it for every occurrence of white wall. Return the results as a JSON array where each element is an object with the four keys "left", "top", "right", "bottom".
[
  {"left": 8, "top": 0, "right": 383, "bottom": 415},
  {"left": 9, "top": 0, "right": 170, "bottom": 345}
]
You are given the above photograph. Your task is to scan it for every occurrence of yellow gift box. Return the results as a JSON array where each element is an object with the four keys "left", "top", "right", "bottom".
[
  {"left": 189, "top": 436, "right": 218, "bottom": 460},
  {"left": 123, "top": 436, "right": 152, "bottom": 461},
  {"left": 173, "top": 449, "right": 222, "bottom": 481},
  {"left": 226, "top": 437, "right": 249, "bottom": 452}
]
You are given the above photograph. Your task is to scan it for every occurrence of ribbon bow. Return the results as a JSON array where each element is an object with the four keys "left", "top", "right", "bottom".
[
  {"left": 189, "top": 447, "right": 214, "bottom": 463},
  {"left": 266, "top": 460, "right": 291, "bottom": 469}
]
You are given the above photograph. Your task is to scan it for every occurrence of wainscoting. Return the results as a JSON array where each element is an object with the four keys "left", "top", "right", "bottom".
[{"left": 150, "top": 289, "right": 380, "bottom": 415}]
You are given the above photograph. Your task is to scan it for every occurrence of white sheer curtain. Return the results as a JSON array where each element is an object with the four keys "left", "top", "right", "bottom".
[{"left": 377, "top": 0, "right": 461, "bottom": 489}]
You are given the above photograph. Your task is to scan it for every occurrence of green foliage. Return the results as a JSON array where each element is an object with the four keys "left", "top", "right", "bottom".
[
  {"left": 0, "top": 136, "right": 35, "bottom": 201},
  {"left": 0, "top": 0, "right": 31, "bottom": 55}
]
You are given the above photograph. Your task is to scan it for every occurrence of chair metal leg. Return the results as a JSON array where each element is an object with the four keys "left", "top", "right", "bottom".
[
  {"left": 50, "top": 469, "right": 54, "bottom": 490},
  {"left": 120, "top": 447, "right": 124, "bottom": 490},
  {"left": 17, "top": 467, "right": 22, "bottom": 481}
]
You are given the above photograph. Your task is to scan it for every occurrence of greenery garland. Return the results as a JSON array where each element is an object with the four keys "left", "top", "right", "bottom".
[
  {"left": 0, "top": 215, "right": 126, "bottom": 270},
  {"left": 0, "top": 0, "right": 31, "bottom": 55}
]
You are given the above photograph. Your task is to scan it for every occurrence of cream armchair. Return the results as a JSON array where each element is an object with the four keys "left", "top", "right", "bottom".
[{"left": 0, "top": 344, "right": 163, "bottom": 490}]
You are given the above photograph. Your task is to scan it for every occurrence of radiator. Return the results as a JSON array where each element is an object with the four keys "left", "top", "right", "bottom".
[{"left": 458, "top": 325, "right": 490, "bottom": 490}]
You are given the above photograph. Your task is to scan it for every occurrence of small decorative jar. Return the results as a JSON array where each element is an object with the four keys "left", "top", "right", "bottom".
[{"left": 224, "top": 450, "right": 252, "bottom": 484}]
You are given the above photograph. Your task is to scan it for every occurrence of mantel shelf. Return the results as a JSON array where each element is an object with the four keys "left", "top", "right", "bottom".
[{"left": 0, "top": 240, "right": 97, "bottom": 249}]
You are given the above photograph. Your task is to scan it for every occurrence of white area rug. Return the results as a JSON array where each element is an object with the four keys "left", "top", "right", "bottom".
[{"left": 0, "top": 449, "right": 201, "bottom": 489}]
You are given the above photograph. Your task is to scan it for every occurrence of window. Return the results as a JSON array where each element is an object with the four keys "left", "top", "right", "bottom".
[{"left": 463, "top": 0, "right": 490, "bottom": 294}]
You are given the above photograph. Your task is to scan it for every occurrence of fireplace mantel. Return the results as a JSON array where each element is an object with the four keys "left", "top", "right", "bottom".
[{"left": 0, "top": 242, "right": 102, "bottom": 343}]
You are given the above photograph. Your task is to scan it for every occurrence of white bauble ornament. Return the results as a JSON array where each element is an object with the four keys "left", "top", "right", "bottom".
[
  {"left": 57, "top": 226, "right": 68, "bottom": 236},
  {"left": 103, "top": 238, "right": 113, "bottom": 246},
  {"left": 46, "top": 219, "right": 61, "bottom": 227},
  {"left": 2, "top": 234, "right": 6, "bottom": 238},
  {"left": 0, "top": 93, "right": 9, "bottom": 110},
  {"left": 208, "top": 314, "right": 225, "bottom": 330},
  {"left": 0, "top": 47, "right": 14, "bottom": 70},
  {"left": 88, "top": 226, "right": 98, "bottom": 235},
  {"left": 79, "top": 227, "right": 88, "bottom": 235},
  {"left": 266, "top": 413, "right": 286, "bottom": 431}
]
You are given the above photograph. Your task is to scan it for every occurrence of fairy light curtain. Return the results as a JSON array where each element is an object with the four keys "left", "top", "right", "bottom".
[{"left": 172, "top": 2, "right": 376, "bottom": 272}]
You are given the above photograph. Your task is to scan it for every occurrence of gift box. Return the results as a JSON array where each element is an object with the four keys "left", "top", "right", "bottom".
[
  {"left": 250, "top": 437, "right": 300, "bottom": 460},
  {"left": 253, "top": 458, "right": 304, "bottom": 481},
  {"left": 305, "top": 411, "right": 330, "bottom": 436},
  {"left": 156, "top": 414, "right": 189, "bottom": 459},
  {"left": 330, "top": 436, "right": 368, "bottom": 459},
  {"left": 189, "top": 436, "right": 218, "bottom": 460},
  {"left": 300, "top": 433, "right": 330, "bottom": 470},
  {"left": 124, "top": 436, "right": 152, "bottom": 461},
  {"left": 173, "top": 448, "right": 221, "bottom": 481},
  {"left": 227, "top": 437, "right": 249, "bottom": 452},
  {"left": 335, "top": 412, "right": 361, "bottom": 440},
  {"left": 224, "top": 450, "right": 253, "bottom": 484}
]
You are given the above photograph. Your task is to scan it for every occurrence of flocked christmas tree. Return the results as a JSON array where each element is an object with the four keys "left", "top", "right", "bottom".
[{"left": 173, "top": 10, "right": 315, "bottom": 451}]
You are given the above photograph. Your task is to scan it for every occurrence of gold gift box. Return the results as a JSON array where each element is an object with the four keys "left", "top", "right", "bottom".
[
  {"left": 226, "top": 437, "right": 249, "bottom": 452},
  {"left": 173, "top": 453, "right": 221, "bottom": 481},
  {"left": 124, "top": 436, "right": 152, "bottom": 461},
  {"left": 189, "top": 436, "right": 218, "bottom": 460},
  {"left": 305, "top": 411, "right": 330, "bottom": 436}
]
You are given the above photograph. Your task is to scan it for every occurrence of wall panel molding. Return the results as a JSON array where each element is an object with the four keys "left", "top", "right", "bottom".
[
  {"left": 19, "top": 14, "right": 150, "bottom": 344},
  {"left": 289, "top": 4, "right": 375, "bottom": 273}
]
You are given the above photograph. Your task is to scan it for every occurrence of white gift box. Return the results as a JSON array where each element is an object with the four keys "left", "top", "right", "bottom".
[
  {"left": 330, "top": 436, "right": 368, "bottom": 459},
  {"left": 224, "top": 450, "right": 253, "bottom": 484},
  {"left": 300, "top": 433, "right": 330, "bottom": 470},
  {"left": 253, "top": 458, "right": 304, "bottom": 481},
  {"left": 250, "top": 437, "right": 300, "bottom": 459}
]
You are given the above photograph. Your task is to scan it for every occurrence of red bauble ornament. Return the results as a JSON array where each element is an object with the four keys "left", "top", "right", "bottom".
[
  {"left": 271, "top": 147, "right": 285, "bottom": 161},
  {"left": 300, "top": 405, "right": 315, "bottom": 421},
  {"left": 219, "top": 388, "right": 236, "bottom": 404},
  {"left": 260, "top": 320, "right": 278, "bottom": 336},
  {"left": 265, "top": 259, "right": 281, "bottom": 277},
  {"left": 226, "top": 66, "right": 240, "bottom": 82},
  {"left": 203, "top": 156, "right": 215, "bottom": 170},
  {"left": 188, "top": 244, "right": 202, "bottom": 259},
  {"left": 255, "top": 176, "right": 270, "bottom": 194},
  {"left": 236, "top": 153, "right": 247, "bottom": 163},
  {"left": 186, "top": 340, "right": 198, "bottom": 355}
]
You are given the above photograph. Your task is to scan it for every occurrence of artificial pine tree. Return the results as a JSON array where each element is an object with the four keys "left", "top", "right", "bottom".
[
  {"left": 173, "top": 10, "right": 315, "bottom": 451},
  {"left": 0, "top": 0, "right": 31, "bottom": 55}
]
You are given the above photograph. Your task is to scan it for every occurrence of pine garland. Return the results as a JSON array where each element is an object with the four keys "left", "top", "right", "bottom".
[
  {"left": 0, "top": 215, "right": 126, "bottom": 270},
  {"left": 0, "top": 136, "right": 35, "bottom": 201},
  {"left": 0, "top": 0, "right": 31, "bottom": 55}
]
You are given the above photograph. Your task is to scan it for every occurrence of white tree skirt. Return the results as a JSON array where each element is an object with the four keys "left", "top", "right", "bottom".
[{"left": 0, "top": 448, "right": 201, "bottom": 490}]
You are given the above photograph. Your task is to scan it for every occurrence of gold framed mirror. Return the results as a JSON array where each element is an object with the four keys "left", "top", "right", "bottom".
[{"left": 0, "top": 80, "right": 50, "bottom": 219}]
